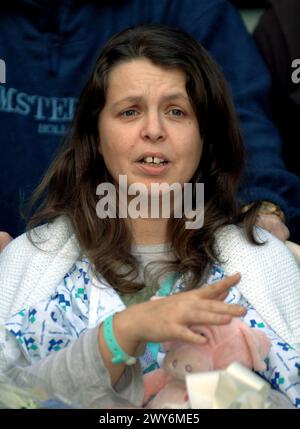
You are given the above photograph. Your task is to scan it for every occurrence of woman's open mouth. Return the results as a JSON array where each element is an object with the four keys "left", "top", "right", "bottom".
[{"left": 135, "top": 156, "right": 171, "bottom": 175}]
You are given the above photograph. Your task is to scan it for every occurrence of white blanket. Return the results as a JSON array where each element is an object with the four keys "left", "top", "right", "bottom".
[{"left": 0, "top": 216, "right": 300, "bottom": 349}]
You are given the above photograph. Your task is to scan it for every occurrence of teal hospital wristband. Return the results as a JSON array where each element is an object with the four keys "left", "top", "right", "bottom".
[{"left": 103, "top": 313, "right": 137, "bottom": 366}]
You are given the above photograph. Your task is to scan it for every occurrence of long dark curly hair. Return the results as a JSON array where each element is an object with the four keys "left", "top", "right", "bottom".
[{"left": 26, "top": 24, "right": 258, "bottom": 294}]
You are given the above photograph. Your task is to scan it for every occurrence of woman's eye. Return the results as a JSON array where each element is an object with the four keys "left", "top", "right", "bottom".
[
  {"left": 121, "top": 109, "right": 138, "bottom": 117},
  {"left": 168, "top": 108, "right": 184, "bottom": 117}
]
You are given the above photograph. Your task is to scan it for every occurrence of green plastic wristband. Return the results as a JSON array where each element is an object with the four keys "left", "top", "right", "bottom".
[{"left": 103, "top": 313, "right": 137, "bottom": 366}]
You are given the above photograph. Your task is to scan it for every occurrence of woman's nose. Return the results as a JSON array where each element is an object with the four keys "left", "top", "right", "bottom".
[{"left": 141, "top": 112, "right": 166, "bottom": 142}]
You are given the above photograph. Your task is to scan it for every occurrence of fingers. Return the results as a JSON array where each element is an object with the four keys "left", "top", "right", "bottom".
[
  {"left": 137, "top": 272, "right": 244, "bottom": 345},
  {"left": 176, "top": 305, "right": 246, "bottom": 345},
  {"left": 214, "top": 290, "right": 229, "bottom": 302},
  {"left": 197, "top": 272, "right": 241, "bottom": 299},
  {"left": 194, "top": 301, "right": 246, "bottom": 318},
  {"left": 193, "top": 310, "right": 233, "bottom": 325},
  {"left": 185, "top": 303, "right": 245, "bottom": 328}
]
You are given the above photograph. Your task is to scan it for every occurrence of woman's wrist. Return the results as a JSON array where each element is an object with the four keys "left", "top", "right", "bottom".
[
  {"left": 113, "top": 309, "right": 143, "bottom": 357},
  {"left": 97, "top": 309, "right": 143, "bottom": 386},
  {"left": 98, "top": 307, "right": 143, "bottom": 369}
]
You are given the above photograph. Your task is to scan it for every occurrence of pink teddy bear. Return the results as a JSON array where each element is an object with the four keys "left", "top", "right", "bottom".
[{"left": 143, "top": 318, "right": 270, "bottom": 409}]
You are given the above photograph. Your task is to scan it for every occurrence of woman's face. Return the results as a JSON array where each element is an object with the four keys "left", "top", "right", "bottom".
[{"left": 98, "top": 59, "right": 203, "bottom": 193}]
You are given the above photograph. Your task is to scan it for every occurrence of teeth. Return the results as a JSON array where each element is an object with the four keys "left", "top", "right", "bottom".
[
  {"left": 153, "top": 157, "right": 165, "bottom": 164},
  {"left": 144, "top": 156, "right": 154, "bottom": 163},
  {"left": 143, "top": 156, "right": 166, "bottom": 164}
]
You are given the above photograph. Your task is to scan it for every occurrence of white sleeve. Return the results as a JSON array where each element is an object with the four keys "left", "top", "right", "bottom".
[{"left": 1, "top": 325, "right": 144, "bottom": 409}]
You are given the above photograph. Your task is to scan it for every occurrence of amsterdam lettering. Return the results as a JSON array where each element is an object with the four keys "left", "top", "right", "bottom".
[{"left": 0, "top": 86, "right": 78, "bottom": 135}]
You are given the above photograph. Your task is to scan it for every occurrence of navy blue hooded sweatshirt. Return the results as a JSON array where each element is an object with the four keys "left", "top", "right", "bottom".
[{"left": 0, "top": 0, "right": 300, "bottom": 241}]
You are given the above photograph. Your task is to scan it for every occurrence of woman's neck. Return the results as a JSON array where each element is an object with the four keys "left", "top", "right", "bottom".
[{"left": 127, "top": 217, "right": 169, "bottom": 245}]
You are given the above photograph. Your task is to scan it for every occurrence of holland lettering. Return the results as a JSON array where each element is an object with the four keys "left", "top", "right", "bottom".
[{"left": 0, "top": 59, "right": 6, "bottom": 84}]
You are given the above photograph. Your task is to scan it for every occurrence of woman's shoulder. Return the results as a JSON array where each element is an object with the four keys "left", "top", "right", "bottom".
[
  {"left": 214, "top": 223, "right": 300, "bottom": 292},
  {"left": 1, "top": 216, "right": 77, "bottom": 257},
  {"left": 215, "top": 223, "right": 296, "bottom": 260},
  {"left": 0, "top": 216, "right": 81, "bottom": 326},
  {"left": 215, "top": 224, "right": 300, "bottom": 349}
]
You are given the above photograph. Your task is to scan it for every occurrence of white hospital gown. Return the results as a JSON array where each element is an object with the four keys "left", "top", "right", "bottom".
[{"left": 4, "top": 258, "right": 300, "bottom": 408}]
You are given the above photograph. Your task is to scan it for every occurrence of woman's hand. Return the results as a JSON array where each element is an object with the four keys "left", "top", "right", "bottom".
[
  {"left": 99, "top": 273, "right": 244, "bottom": 385},
  {"left": 115, "top": 273, "right": 245, "bottom": 349}
]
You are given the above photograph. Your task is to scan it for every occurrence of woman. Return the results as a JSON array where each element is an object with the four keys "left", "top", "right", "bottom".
[{"left": 0, "top": 25, "right": 299, "bottom": 408}]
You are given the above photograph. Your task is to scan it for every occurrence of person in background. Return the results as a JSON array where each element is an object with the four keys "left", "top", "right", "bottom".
[
  {"left": 0, "top": 0, "right": 299, "bottom": 245},
  {"left": 253, "top": 0, "right": 300, "bottom": 178}
]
